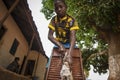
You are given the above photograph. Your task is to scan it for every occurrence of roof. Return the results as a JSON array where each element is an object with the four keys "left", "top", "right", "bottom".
[{"left": 3, "top": 0, "right": 48, "bottom": 58}]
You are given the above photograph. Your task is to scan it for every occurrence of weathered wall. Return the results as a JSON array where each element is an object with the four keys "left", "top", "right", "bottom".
[
  {"left": 28, "top": 50, "right": 48, "bottom": 80},
  {"left": 0, "top": 66, "right": 31, "bottom": 80},
  {"left": 0, "top": 0, "right": 28, "bottom": 67},
  {"left": 0, "top": 1, "right": 48, "bottom": 80}
]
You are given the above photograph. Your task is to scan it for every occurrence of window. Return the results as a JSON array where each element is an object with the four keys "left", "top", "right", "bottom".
[
  {"left": 0, "top": 26, "right": 7, "bottom": 40},
  {"left": 9, "top": 39, "right": 19, "bottom": 55}
]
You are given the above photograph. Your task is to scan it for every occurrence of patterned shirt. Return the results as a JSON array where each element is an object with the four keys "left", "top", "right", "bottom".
[{"left": 48, "top": 14, "right": 79, "bottom": 43}]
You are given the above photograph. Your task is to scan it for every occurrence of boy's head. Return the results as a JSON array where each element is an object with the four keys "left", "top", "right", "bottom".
[{"left": 54, "top": 0, "right": 67, "bottom": 18}]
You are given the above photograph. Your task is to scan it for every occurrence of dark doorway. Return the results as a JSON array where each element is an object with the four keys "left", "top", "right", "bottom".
[{"left": 24, "top": 60, "right": 35, "bottom": 76}]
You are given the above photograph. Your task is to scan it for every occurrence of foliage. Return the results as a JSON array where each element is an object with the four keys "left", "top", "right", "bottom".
[
  {"left": 41, "top": 0, "right": 120, "bottom": 75},
  {"left": 41, "top": 0, "right": 54, "bottom": 19}
]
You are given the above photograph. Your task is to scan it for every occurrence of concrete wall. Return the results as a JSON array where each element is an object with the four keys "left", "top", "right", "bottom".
[
  {"left": 28, "top": 50, "right": 48, "bottom": 80},
  {"left": 35, "top": 52, "right": 48, "bottom": 80},
  {"left": 0, "top": 66, "right": 31, "bottom": 80},
  {"left": 0, "top": 0, "right": 28, "bottom": 67},
  {"left": 0, "top": 1, "right": 48, "bottom": 80}
]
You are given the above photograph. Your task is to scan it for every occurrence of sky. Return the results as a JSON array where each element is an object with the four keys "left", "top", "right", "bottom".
[{"left": 27, "top": 0, "right": 109, "bottom": 80}]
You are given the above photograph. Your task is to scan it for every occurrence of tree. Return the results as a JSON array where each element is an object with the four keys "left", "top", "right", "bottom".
[{"left": 41, "top": 0, "right": 120, "bottom": 79}]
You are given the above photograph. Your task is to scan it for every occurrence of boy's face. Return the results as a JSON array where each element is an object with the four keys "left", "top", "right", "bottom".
[{"left": 54, "top": 1, "right": 67, "bottom": 18}]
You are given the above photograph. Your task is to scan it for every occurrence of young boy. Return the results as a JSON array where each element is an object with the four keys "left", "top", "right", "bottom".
[{"left": 48, "top": 0, "right": 79, "bottom": 64}]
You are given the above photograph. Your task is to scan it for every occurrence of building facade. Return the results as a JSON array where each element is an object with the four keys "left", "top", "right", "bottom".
[{"left": 0, "top": 0, "right": 48, "bottom": 80}]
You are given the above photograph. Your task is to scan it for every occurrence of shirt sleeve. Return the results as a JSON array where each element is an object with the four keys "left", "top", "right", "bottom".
[
  {"left": 70, "top": 20, "right": 79, "bottom": 31},
  {"left": 48, "top": 17, "right": 55, "bottom": 31}
]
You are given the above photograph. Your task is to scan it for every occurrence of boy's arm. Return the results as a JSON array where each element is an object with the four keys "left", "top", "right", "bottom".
[
  {"left": 48, "top": 29, "right": 66, "bottom": 53},
  {"left": 67, "top": 30, "right": 76, "bottom": 64},
  {"left": 69, "top": 30, "right": 76, "bottom": 53},
  {"left": 69, "top": 19, "right": 79, "bottom": 53}
]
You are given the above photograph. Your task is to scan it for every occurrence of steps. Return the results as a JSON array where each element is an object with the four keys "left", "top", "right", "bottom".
[{"left": 45, "top": 48, "right": 85, "bottom": 80}]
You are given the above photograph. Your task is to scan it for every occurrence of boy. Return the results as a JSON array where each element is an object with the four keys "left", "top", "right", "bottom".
[{"left": 48, "top": 0, "right": 79, "bottom": 64}]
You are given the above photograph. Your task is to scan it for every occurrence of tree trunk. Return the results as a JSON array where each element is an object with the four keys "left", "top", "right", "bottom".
[{"left": 108, "top": 33, "right": 120, "bottom": 80}]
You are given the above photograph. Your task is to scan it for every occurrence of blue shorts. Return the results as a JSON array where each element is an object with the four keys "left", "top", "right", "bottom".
[{"left": 54, "top": 42, "right": 78, "bottom": 48}]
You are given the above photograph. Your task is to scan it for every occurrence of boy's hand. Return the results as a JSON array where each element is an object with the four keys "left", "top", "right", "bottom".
[
  {"left": 59, "top": 45, "right": 66, "bottom": 53},
  {"left": 63, "top": 52, "right": 72, "bottom": 65}
]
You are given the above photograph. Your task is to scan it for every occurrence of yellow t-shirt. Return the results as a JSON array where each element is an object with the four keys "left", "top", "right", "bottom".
[{"left": 48, "top": 15, "right": 79, "bottom": 43}]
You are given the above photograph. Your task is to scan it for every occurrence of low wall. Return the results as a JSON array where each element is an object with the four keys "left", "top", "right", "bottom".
[{"left": 0, "top": 66, "right": 31, "bottom": 80}]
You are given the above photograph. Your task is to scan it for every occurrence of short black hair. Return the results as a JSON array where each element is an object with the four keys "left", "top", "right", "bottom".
[{"left": 54, "top": 0, "right": 67, "bottom": 7}]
